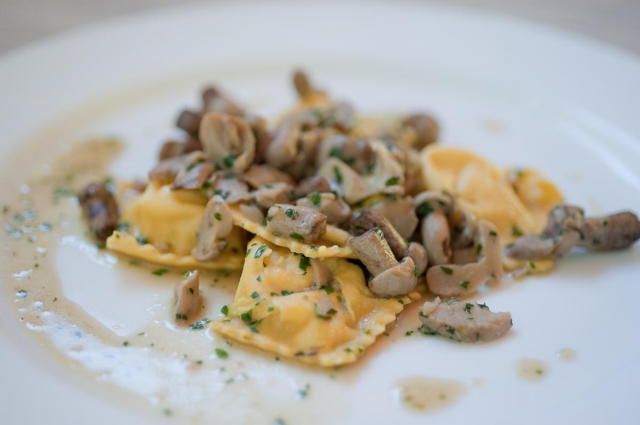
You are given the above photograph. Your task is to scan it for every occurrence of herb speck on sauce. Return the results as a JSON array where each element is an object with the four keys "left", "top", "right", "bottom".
[
  {"left": 16, "top": 289, "right": 28, "bottom": 298},
  {"left": 215, "top": 348, "right": 229, "bottom": 359}
]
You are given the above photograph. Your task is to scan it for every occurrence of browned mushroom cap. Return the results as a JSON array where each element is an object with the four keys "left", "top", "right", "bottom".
[
  {"left": 171, "top": 162, "right": 215, "bottom": 190},
  {"left": 158, "top": 140, "right": 185, "bottom": 161},
  {"left": 241, "top": 164, "right": 296, "bottom": 190},
  {"left": 577, "top": 212, "right": 640, "bottom": 251},
  {"left": 293, "top": 70, "right": 313, "bottom": 98},
  {"left": 191, "top": 195, "right": 233, "bottom": 261},
  {"left": 419, "top": 298, "right": 512, "bottom": 343},
  {"left": 78, "top": 182, "right": 119, "bottom": 244},
  {"left": 317, "top": 157, "right": 373, "bottom": 204},
  {"left": 174, "top": 270, "right": 201, "bottom": 322},
  {"left": 199, "top": 113, "right": 256, "bottom": 174},
  {"left": 176, "top": 110, "right": 202, "bottom": 134},
  {"left": 349, "top": 228, "right": 398, "bottom": 277},
  {"left": 149, "top": 151, "right": 206, "bottom": 185},
  {"left": 239, "top": 203, "right": 265, "bottom": 224},
  {"left": 542, "top": 204, "right": 585, "bottom": 238},
  {"left": 296, "top": 192, "right": 351, "bottom": 225},
  {"left": 310, "top": 258, "right": 332, "bottom": 288},
  {"left": 282, "top": 128, "right": 328, "bottom": 179},
  {"left": 369, "top": 256, "right": 417, "bottom": 297},
  {"left": 264, "top": 120, "right": 301, "bottom": 169},
  {"left": 244, "top": 114, "right": 272, "bottom": 164},
  {"left": 402, "top": 114, "right": 440, "bottom": 149},
  {"left": 421, "top": 209, "right": 452, "bottom": 266},
  {"left": 391, "top": 144, "right": 426, "bottom": 195},
  {"left": 252, "top": 183, "right": 294, "bottom": 210},
  {"left": 351, "top": 207, "right": 408, "bottom": 259},
  {"left": 426, "top": 220, "right": 502, "bottom": 297},
  {"left": 202, "top": 86, "right": 244, "bottom": 116},
  {"left": 294, "top": 176, "right": 332, "bottom": 198},
  {"left": 405, "top": 242, "right": 428, "bottom": 276},
  {"left": 316, "top": 135, "right": 375, "bottom": 174},
  {"left": 265, "top": 204, "right": 327, "bottom": 244},
  {"left": 367, "top": 196, "right": 419, "bottom": 240}
]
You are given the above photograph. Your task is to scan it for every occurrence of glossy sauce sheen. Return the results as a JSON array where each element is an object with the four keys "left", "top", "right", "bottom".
[
  {"left": 393, "top": 376, "right": 467, "bottom": 412},
  {"left": 516, "top": 359, "right": 548, "bottom": 381}
]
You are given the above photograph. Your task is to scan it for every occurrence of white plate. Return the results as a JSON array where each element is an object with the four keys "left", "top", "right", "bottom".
[{"left": 1, "top": 2, "right": 640, "bottom": 424}]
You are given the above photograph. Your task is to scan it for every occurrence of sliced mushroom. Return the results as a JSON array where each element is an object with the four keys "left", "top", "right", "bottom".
[
  {"left": 348, "top": 228, "right": 398, "bottom": 277},
  {"left": 421, "top": 209, "right": 452, "bottom": 266},
  {"left": 209, "top": 174, "right": 251, "bottom": 204},
  {"left": 450, "top": 209, "right": 478, "bottom": 249},
  {"left": 191, "top": 195, "right": 233, "bottom": 261},
  {"left": 296, "top": 192, "right": 351, "bottom": 225},
  {"left": 241, "top": 164, "right": 296, "bottom": 189},
  {"left": 316, "top": 135, "right": 375, "bottom": 174},
  {"left": 174, "top": 270, "right": 201, "bottom": 322},
  {"left": 505, "top": 234, "right": 566, "bottom": 261},
  {"left": 294, "top": 176, "right": 332, "bottom": 198},
  {"left": 265, "top": 120, "right": 301, "bottom": 168},
  {"left": 413, "top": 190, "right": 456, "bottom": 218},
  {"left": 368, "top": 196, "right": 419, "bottom": 240},
  {"left": 577, "top": 212, "right": 640, "bottom": 251},
  {"left": 202, "top": 86, "right": 243, "bottom": 116},
  {"left": 322, "top": 102, "right": 355, "bottom": 133},
  {"left": 419, "top": 298, "right": 512, "bottom": 343},
  {"left": 426, "top": 220, "right": 502, "bottom": 296},
  {"left": 265, "top": 204, "right": 327, "bottom": 244},
  {"left": 316, "top": 157, "right": 373, "bottom": 204},
  {"left": 542, "top": 204, "right": 585, "bottom": 238},
  {"left": 199, "top": 113, "right": 256, "bottom": 173},
  {"left": 282, "top": 128, "right": 327, "bottom": 179},
  {"left": 149, "top": 151, "right": 206, "bottom": 184},
  {"left": 252, "top": 183, "right": 294, "bottom": 210},
  {"left": 405, "top": 242, "right": 428, "bottom": 276},
  {"left": 78, "top": 182, "right": 119, "bottom": 244},
  {"left": 171, "top": 162, "right": 215, "bottom": 190},
  {"left": 402, "top": 114, "right": 440, "bottom": 149},
  {"left": 176, "top": 110, "right": 202, "bottom": 134},
  {"left": 351, "top": 207, "right": 408, "bottom": 259},
  {"left": 311, "top": 258, "right": 333, "bottom": 288},
  {"left": 367, "top": 140, "right": 405, "bottom": 196},
  {"left": 239, "top": 203, "right": 265, "bottom": 224},
  {"left": 369, "top": 256, "right": 417, "bottom": 297},
  {"left": 392, "top": 144, "right": 425, "bottom": 195},
  {"left": 245, "top": 114, "right": 272, "bottom": 163}
]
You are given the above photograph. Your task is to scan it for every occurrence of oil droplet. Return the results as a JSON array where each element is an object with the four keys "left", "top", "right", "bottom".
[
  {"left": 393, "top": 376, "right": 466, "bottom": 413},
  {"left": 516, "top": 359, "right": 548, "bottom": 381},
  {"left": 556, "top": 348, "right": 577, "bottom": 362},
  {"left": 470, "top": 378, "right": 485, "bottom": 387}
]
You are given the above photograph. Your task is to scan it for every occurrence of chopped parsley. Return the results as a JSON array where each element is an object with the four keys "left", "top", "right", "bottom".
[
  {"left": 445, "top": 325, "right": 456, "bottom": 335},
  {"left": 299, "top": 255, "right": 310, "bottom": 275},
  {"left": 254, "top": 244, "right": 267, "bottom": 258},
  {"left": 405, "top": 331, "right": 414, "bottom": 337},
  {"left": 281, "top": 290, "right": 293, "bottom": 296},
  {"left": 267, "top": 306, "right": 274, "bottom": 312},
  {"left": 285, "top": 208, "right": 298, "bottom": 219},
  {"left": 459, "top": 280, "right": 470, "bottom": 289},
  {"left": 476, "top": 243, "right": 483, "bottom": 255},
  {"left": 489, "top": 231, "right": 498, "bottom": 237},
  {"left": 323, "top": 285, "right": 335, "bottom": 295},
  {"left": 511, "top": 225, "right": 523, "bottom": 237},
  {"left": 310, "top": 245, "right": 319, "bottom": 251},
  {"left": 385, "top": 176, "right": 400, "bottom": 186},
  {"left": 310, "top": 192, "right": 322, "bottom": 207},
  {"left": 440, "top": 266, "right": 454, "bottom": 275},
  {"left": 297, "top": 383, "right": 311, "bottom": 399},
  {"left": 175, "top": 313, "right": 188, "bottom": 320},
  {"left": 240, "top": 310, "right": 253, "bottom": 325},
  {"left": 477, "top": 302, "right": 489, "bottom": 310},
  {"left": 465, "top": 303, "right": 474, "bottom": 313},
  {"left": 223, "top": 154, "right": 237, "bottom": 169},
  {"left": 528, "top": 261, "right": 536, "bottom": 269},
  {"left": 136, "top": 235, "right": 148, "bottom": 245},
  {"left": 221, "top": 305, "right": 229, "bottom": 316},
  {"left": 256, "top": 276, "right": 262, "bottom": 282},
  {"left": 151, "top": 268, "right": 169, "bottom": 276},
  {"left": 416, "top": 202, "right": 433, "bottom": 218},
  {"left": 289, "top": 232, "right": 304, "bottom": 242},
  {"left": 122, "top": 341, "right": 129, "bottom": 347},
  {"left": 215, "top": 348, "right": 229, "bottom": 359},
  {"left": 190, "top": 318, "right": 211, "bottom": 330},
  {"left": 214, "top": 212, "right": 222, "bottom": 221},
  {"left": 314, "top": 304, "right": 337, "bottom": 321},
  {"left": 333, "top": 166, "right": 343, "bottom": 184},
  {"left": 251, "top": 291, "right": 259, "bottom": 299},
  {"left": 414, "top": 265, "right": 418, "bottom": 277}
]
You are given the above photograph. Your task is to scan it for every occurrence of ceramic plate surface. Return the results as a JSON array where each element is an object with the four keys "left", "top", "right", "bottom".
[{"left": 1, "top": 2, "right": 639, "bottom": 424}]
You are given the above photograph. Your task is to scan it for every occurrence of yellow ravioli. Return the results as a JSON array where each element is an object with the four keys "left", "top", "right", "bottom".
[
  {"left": 230, "top": 205, "right": 357, "bottom": 259},
  {"left": 421, "top": 145, "right": 563, "bottom": 244},
  {"left": 107, "top": 182, "right": 245, "bottom": 270},
  {"left": 210, "top": 236, "right": 419, "bottom": 367}
]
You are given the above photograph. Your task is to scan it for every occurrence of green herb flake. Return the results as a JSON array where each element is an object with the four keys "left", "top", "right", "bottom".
[
  {"left": 123, "top": 341, "right": 129, "bottom": 347},
  {"left": 190, "top": 318, "right": 211, "bottom": 330},
  {"left": 285, "top": 208, "right": 298, "bottom": 219},
  {"left": 136, "top": 236, "right": 148, "bottom": 245},
  {"left": 215, "top": 348, "right": 229, "bottom": 359},
  {"left": 440, "top": 266, "right": 454, "bottom": 275},
  {"left": 445, "top": 325, "right": 456, "bottom": 335},
  {"left": 299, "top": 255, "right": 311, "bottom": 275},
  {"left": 53, "top": 297, "right": 57, "bottom": 302},
  {"left": 405, "top": 331, "right": 414, "bottom": 337},
  {"left": 310, "top": 192, "right": 322, "bottom": 207},
  {"left": 333, "top": 166, "right": 343, "bottom": 184},
  {"left": 476, "top": 243, "right": 483, "bottom": 255},
  {"left": 221, "top": 305, "right": 229, "bottom": 316},
  {"left": 289, "top": 232, "right": 304, "bottom": 242},
  {"left": 241, "top": 310, "right": 253, "bottom": 326},
  {"left": 414, "top": 265, "right": 418, "bottom": 277},
  {"left": 310, "top": 246, "right": 319, "bottom": 251},
  {"left": 257, "top": 276, "right": 262, "bottom": 282},
  {"left": 464, "top": 303, "right": 474, "bottom": 314},
  {"left": 477, "top": 302, "right": 489, "bottom": 310},
  {"left": 385, "top": 176, "right": 400, "bottom": 186},
  {"left": 223, "top": 154, "right": 238, "bottom": 169},
  {"left": 251, "top": 291, "right": 259, "bottom": 299},
  {"left": 152, "top": 268, "right": 169, "bottom": 276},
  {"left": 416, "top": 202, "right": 433, "bottom": 218},
  {"left": 459, "top": 280, "right": 470, "bottom": 289},
  {"left": 267, "top": 306, "right": 274, "bottom": 312},
  {"left": 489, "top": 231, "right": 498, "bottom": 237},
  {"left": 214, "top": 212, "right": 222, "bottom": 221},
  {"left": 175, "top": 313, "right": 187, "bottom": 320},
  {"left": 529, "top": 261, "right": 536, "bottom": 269},
  {"left": 17, "top": 289, "right": 28, "bottom": 298},
  {"left": 297, "top": 383, "right": 311, "bottom": 399},
  {"left": 511, "top": 225, "right": 523, "bottom": 237},
  {"left": 281, "top": 290, "right": 293, "bottom": 296},
  {"left": 323, "top": 286, "right": 334, "bottom": 295}
]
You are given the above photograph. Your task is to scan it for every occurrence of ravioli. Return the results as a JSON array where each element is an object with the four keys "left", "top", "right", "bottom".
[
  {"left": 210, "top": 236, "right": 419, "bottom": 366},
  {"left": 106, "top": 182, "right": 245, "bottom": 270},
  {"left": 230, "top": 205, "right": 357, "bottom": 259},
  {"left": 421, "top": 146, "right": 563, "bottom": 245}
]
